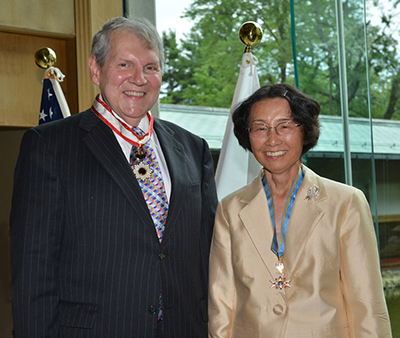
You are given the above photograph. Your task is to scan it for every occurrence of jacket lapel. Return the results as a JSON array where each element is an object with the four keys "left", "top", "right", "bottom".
[
  {"left": 79, "top": 109, "right": 154, "bottom": 226},
  {"left": 238, "top": 172, "right": 278, "bottom": 278},
  {"left": 152, "top": 119, "right": 187, "bottom": 244},
  {"left": 283, "top": 165, "right": 327, "bottom": 277}
]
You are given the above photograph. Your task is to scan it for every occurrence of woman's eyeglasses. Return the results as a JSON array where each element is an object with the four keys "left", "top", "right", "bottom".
[{"left": 248, "top": 121, "right": 301, "bottom": 137}]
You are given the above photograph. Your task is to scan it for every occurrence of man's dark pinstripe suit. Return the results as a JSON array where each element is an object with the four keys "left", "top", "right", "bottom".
[{"left": 10, "top": 108, "right": 218, "bottom": 337}]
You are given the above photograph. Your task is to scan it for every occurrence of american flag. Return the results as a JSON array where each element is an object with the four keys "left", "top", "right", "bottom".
[{"left": 39, "top": 69, "right": 70, "bottom": 125}]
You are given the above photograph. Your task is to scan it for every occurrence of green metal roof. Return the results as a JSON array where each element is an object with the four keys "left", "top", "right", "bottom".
[
  {"left": 159, "top": 104, "right": 400, "bottom": 158},
  {"left": 160, "top": 104, "right": 229, "bottom": 150},
  {"left": 314, "top": 115, "right": 400, "bottom": 158}
]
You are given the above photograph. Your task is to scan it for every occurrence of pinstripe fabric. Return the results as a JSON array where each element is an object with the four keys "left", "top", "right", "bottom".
[{"left": 10, "top": 109, "right": 218, "bottom": 337}]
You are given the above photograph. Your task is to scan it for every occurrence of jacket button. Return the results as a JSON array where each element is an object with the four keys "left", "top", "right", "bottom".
[
  {"left": 159, "top": 253, "right": 166, "bottom": 260},
  {"left": 273, "top": 304, "right": 284, "bottom": 315},
  {"left": 148, "top": 305, "right": 157, "bottom": 315}
]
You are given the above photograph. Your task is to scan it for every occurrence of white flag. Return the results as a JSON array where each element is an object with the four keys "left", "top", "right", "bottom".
[{"left": 215, "top": 52, "right": 261, "bottom": 200}]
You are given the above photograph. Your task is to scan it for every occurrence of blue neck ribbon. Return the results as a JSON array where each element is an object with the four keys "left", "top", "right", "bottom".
[{"left": 262, "top": 166, "right": 304, "bottom": 259}]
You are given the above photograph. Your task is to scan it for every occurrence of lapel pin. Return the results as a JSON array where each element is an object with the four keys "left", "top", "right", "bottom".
[{"left": 305, "top": 185, "right": 320, "bottom": 201}]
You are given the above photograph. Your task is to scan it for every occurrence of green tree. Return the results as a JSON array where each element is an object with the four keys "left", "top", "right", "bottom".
[
  {"left": 293, "top": 0, "right": 399, "bottom": 119},
  {"left": 160, "top": 0, "right": 399, "bottom": 120},
  {"left": 175, "top": 0, "right": 295, "bottom": 107},
  {"left": 367, "top": 1, "right": 400, "bottom": 119},
  {"left": 161, "top": 30, "right": 194, "bottom": 104}
]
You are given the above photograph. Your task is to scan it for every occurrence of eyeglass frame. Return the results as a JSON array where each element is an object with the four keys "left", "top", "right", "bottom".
[{"left": 247, "top": 120, "right": 301, "bottom": 137}]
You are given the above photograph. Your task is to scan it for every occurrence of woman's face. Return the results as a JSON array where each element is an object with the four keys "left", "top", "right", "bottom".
[{"left": 249, "top": 98, "right": 304, "bottom": 176}]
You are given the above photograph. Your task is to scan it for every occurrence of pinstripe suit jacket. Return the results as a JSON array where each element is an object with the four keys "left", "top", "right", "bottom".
[{"left": 10, "top": 108, "right": 218, "bottom": 337}]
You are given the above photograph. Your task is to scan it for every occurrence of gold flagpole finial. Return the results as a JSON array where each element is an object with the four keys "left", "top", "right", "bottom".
[
  {"left": 239, "top": 21, "right": 263, "bottom": 53},
  {"left": 34, "top": 47, "right": 57, "bottom": 69}
]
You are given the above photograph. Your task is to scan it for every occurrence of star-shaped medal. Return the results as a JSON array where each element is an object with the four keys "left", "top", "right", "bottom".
[
  {"left": 133, "top": 162, "right": 152, "bottom": 181},
  {"left": 270, "top": 272, "right": 292, "bottom": 294}
]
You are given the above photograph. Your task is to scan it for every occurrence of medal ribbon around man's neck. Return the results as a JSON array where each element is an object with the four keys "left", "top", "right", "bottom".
[
  {"left": 262, "top": 166, "right": 304, "bottom": 293},
  {"left": 91, "top": 94, "right": 153, "bottom": 147}
]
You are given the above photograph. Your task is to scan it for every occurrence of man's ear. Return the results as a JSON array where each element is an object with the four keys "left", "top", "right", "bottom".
[{"left": 88, "top": 55, "right": 100, "bottom": 86}]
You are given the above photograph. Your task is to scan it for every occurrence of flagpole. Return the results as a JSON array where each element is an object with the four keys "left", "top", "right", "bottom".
[{"left": 215, "top": 22, "right": 263, "bottom": 201}]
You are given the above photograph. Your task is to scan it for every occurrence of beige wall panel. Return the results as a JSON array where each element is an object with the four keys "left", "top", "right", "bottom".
[
  {"left": 0, "top": 32, "right": 77, "bottom": 127},
  {"left": 74, "top": 0, "right": 122, "bottom": 111},
  {"left": 91, "top": 0, "right": 124, "bottom": 33},
  {"left": 0, "top": 0, "right": 75, "bottom": 35},
  {"left": 75, "top": 0, "right": 95, "bottom": 112}
]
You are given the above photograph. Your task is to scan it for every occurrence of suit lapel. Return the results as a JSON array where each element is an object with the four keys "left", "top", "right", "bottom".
[
  {"left": 152, "top": 119, "right": 187, "bottom": 244},
  {"left": 283, "top": 165, "right": 327, "bottom": 277},
  {"left": 79, "top": 109, "right": 154, "bottom": 226},
  {"left": 238, "top": 173, "right": 278, "bottom": 278}
]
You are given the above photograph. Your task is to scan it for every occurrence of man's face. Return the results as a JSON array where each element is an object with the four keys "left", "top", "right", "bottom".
[{"left": 89, "top": 29, "right": 162, "bottom": 126}]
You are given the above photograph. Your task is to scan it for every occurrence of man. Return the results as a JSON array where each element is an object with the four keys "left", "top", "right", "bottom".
[{"left": 10, "top": 17, "right": 217, "bottom": 337}]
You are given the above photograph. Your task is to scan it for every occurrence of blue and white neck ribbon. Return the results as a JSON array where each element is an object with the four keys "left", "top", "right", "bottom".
[
  {"left": 262, "top": 166, "right": 304, "bottom": 260},
  {"left": 263, "top": 166, "right": 304, "bottom": 293}
]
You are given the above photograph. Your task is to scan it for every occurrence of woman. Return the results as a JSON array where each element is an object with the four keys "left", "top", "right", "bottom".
[{"left": 208, "top": 84, "right": 392, "bottom": 337}]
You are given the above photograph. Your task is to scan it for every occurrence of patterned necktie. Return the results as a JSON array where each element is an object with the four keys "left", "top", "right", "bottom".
[{"left": 129, "top": 127, "right": 168, "bottom": 242}]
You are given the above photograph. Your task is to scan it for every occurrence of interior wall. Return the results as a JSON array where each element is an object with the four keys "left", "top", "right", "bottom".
[
  {"left": 0, "top": 0, "right": 75, "bottom": 35},
  {"left": 0, "top": 31, "right": 78, "bottom": 127},
  {"left": 0, "top": 0, "right": 77, "bottom": 128}
]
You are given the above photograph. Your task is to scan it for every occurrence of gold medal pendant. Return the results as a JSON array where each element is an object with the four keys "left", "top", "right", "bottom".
[
  {"left": 270, "top": 260, "right": 291, "bottom": 294},
  {"left": 133, "top": 148, "right": 153, "bottom": 182}
]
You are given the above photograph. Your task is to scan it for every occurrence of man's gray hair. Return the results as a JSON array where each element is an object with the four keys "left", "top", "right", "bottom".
[{"left": 91, "top": 16, "right": 164, "bottom": 72}]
